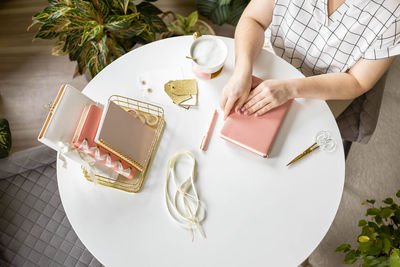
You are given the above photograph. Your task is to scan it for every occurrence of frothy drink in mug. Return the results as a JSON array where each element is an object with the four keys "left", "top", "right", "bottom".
[{"left": 190, "top": 36, "right": 228, "bottom": 79}]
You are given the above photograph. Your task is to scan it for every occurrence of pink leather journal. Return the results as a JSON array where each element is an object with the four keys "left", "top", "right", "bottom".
[
  {"left": 71, "top": 105, "right": 136, "bottom": 179},
  {"left": 220, "top": 100, "right": 292, "bottom": 158}
]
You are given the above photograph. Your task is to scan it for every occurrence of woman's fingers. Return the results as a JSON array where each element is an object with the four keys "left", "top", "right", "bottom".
[
  {"left": 245, "top": 97, "right": 272, "bottom": 114},
  {"left": 223, "top": 96, "right": 237, "bottom": 119},
  {"left": 234, "top": 94, "right": 249, "bottom": 113},
  {"left": 247, "top": 86, "right": 263, "bottom": 101},
  {"left": 220, "top": 74, "right": 253, "bottom": 118},
  {"left": 244, "top": 92, "right": 264, "bottom": 111},
  {"left": 239, "top": 79, "right": 291, "bottom": 116},
  {"left": 255, "top": 103, "right": 275, "bottom": 116}
]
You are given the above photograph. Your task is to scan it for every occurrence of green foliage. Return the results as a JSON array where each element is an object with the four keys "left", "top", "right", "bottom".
[
  {"left": 336, "top": 190, "right": 400, "bottom": 266},
  {"left": 196, "top": 0, "right": 249, "bottom": 26},
  {"left": 29, "top": 0, "right": 167, "bottom": 78},
  {"left": 0, "top": 119, "right": 12, "bottom": 158},
  {"left": 166, "top": 11, "right": 204, "bottom": 36}
]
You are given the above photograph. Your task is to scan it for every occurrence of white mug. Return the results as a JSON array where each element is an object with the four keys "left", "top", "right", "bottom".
[{"left": 190, "top": 35, "right": 228, "bottom": 79}]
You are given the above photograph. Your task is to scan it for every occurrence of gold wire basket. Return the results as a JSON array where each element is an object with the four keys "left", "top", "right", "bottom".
[{"left": 82, "top": 95, "right": 165, "bottom": 193}]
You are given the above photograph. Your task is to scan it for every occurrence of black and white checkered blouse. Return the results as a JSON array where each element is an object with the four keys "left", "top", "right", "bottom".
[{"left": 264, "top": 0, "right": 400, "bottom": 77}]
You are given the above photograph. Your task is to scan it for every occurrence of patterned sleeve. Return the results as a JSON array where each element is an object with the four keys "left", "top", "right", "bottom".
[{"left": 363, "top": 17, "right": 400, "bottom": 60}]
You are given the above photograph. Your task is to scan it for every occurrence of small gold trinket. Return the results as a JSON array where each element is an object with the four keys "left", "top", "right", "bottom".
[
  {"left": 193, "top": 31, "right": 202, "bottom": 40},
  {"left": 164, "top": 79, "right": 198, "bottom": 109}
]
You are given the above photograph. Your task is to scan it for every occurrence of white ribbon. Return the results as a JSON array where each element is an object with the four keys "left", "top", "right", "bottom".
[
  {"left": 165, "top": 150, "right": 206, "bottom": 241},
  {"left": 79, "top": 139, "right": 132, "bottom": 178},
  {"left": 57, "top": 141, "right": 98, "bottom": 184},
  {"left": 127, "top": 109, "right": 159, "bottom": 127}
]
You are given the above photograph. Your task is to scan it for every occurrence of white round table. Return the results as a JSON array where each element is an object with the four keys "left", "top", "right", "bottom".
[{"left": 57, "top": 36, "right": 345, "bottom": 267}]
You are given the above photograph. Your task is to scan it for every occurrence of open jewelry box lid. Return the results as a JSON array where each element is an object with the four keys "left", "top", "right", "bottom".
[
  {"left": 37, "top": 84, "right": 117, "bottom": 179},
  {"left": 38, "top": 84, "right": 97, "bottom": 151}
]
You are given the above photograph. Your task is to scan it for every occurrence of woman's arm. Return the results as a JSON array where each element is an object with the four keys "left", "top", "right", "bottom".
[
  {"left": 243, "top": 57, "right": 396, "bottom": 116},
  {"left": 220, "top": 0, "right": 274, "bottom": 119}
]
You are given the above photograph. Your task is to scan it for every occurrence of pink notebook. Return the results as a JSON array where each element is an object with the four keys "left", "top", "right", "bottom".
[
  {"left": 71, "top": 105, "right": 136, "bottom": 179},
  {"left": 220, "top": 100, "right": 292, "bottom": 158}
]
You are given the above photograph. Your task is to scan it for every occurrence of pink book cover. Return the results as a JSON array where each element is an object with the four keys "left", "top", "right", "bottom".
[
  {"left": 72, "top": 105, "right": 136, "bottom": 179},
  {"left": 220, "top": 100, "right": 293, "bottom": 158}
]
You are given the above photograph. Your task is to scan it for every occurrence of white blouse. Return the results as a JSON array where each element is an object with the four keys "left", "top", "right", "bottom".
[{"left": 264, "top": 0, "right": 400, "bottom": 77}]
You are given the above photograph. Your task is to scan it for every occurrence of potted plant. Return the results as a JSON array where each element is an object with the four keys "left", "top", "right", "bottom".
[
  {"left": 336, "top": 190, "right": 400, "bottom": 266},
  {"left": 196, "top": 0, "right": 249, "bottom": 26},
  {"left": 29, "top": 0, "right": 167, "bottom": 78},
  {"left": 161, "top": 11, "right": 215, "bottom": 38},
  {"left": 0, "top": 119, "right": 12, "bottom": 158}
]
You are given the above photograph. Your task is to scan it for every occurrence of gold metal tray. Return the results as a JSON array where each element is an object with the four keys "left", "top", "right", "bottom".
[{"left": 83, "top": 95, "right": 165, "bottom": 193}]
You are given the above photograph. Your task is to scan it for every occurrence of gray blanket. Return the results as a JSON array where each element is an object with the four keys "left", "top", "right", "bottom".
[{"left": 0, "top": 146, "right": 102, "bottom": 267}]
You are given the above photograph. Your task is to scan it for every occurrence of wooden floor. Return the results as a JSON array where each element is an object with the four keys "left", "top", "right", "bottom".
[
  {"left": 0, "top": 0, "right": 234, "bottom": 153},
  {"left": 0, "top": 0, "right": 88, "bottom": 152}
]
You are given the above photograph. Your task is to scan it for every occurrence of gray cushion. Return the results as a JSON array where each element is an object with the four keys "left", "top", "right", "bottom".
[
  {"left": 336, "top": 72, "right": 388, "bottom": 144},
  {"left": 0, "top": 146, "right": 103, "bottom": 267}
]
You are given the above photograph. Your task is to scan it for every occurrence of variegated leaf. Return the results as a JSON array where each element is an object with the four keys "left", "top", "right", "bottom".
[
  {"left": 48, "top": 0, "right": 74, "bottom": 7},
  {"left": 0, "top": 119, "right": 11, "bottom": 158},
  {"left": 34, "top": 21, "right": 66, "bottom": 39},
  {"left": 109, "top": 0, "right": 124, "bottom": 13},
  {"left": 147, "top": 15, "right": 167, "bottom": 33},
  {"left": 87, "top": 55, "right": 99, "bottom": 78},
  {"left": 97, "top": 35, "right": 108, "bottom": 66},
  {"left": 85, "top": 43, "right": 98, "bottom": 66},
  {"left": 92, "top": 0, "right": 110, "bottom": 17},
  {"left": 74, "top": 43, "right": 91, "bottom": 76},
  {"left": 111, "top": 23, "right": 146, "bottom": 38},
  {"left": 128, "top": 2, "right": 137, "bottom": 13},
  {"left": 136, "top": 1, "right": 163, "bottom": 16},
  {"left": 65, "top": 34, "right": 83, "bottom": 60},
  {"left": 79, "top": 22, "right": 103, "bottom": 46},
  {"left": 87, "top": 48, "right": 106, "bottom": 78},
  {"left": 104, "top": 13, "right": 139, "bottom": 30},
  {"left": 64, "top": 9, "right": 87, "bottom": 23},
  {"left": 61, "top": 21, "right": 85, "bottom": 33},
  {"left": 32, "top": 5, "right": 71, "bottom": 23},
  {"left": 117, "top": 0, "right": 130, "bottom": 15},
  {"left": 138, "top": 29, "right": 155, "bottom": 43},
  {"left": 106, "top": 37, "right": 126, "bottom": 58},
  {"left": 76, "top": 1, "right": 97, "bottom": 20},
  {"left": 52, "top": 40, "right": 67, "bottom": 56}
]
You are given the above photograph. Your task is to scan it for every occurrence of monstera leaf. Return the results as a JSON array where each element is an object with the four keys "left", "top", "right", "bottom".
[
  {"left": 196, "top": 0, "right": 249, "bottom": 26},
  {"left": 0, "top": 119, "right": 12, "bottom": 158}
]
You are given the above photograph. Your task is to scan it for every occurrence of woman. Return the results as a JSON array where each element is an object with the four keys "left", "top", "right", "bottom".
[{"left": 220, "top": 0, "right": 399, "bottom": 119}]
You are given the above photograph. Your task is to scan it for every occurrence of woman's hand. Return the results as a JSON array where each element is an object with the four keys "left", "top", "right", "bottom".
[
  {"left": 243, "top": 78, "right": 294, "bottom": 116},
  {"left": 220, "top": 72, "right": 252, "bottom": 119}
]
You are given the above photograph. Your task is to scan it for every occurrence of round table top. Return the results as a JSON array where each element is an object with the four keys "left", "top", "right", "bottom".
[{"left": 57, "top": 36, "right": 345, "bottom": 267}]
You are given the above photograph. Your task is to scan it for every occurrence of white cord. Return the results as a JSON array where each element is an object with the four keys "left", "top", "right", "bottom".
[{"left": 165, "top": 150, "right": 206, "bottom": 241}]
